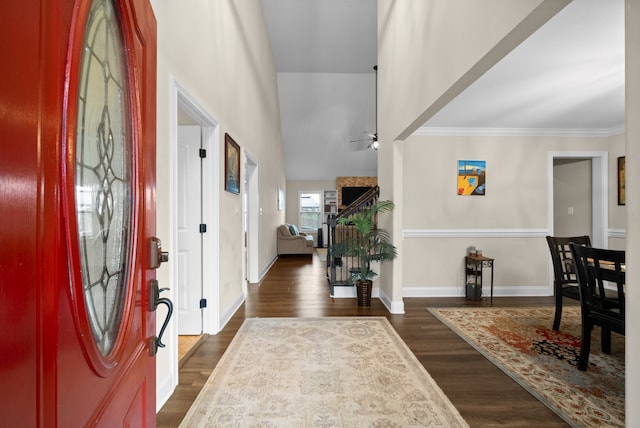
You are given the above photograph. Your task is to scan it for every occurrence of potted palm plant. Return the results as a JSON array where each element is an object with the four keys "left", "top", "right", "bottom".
[{"left": 331, "top": 200, "right": 398, "bottom": 307}]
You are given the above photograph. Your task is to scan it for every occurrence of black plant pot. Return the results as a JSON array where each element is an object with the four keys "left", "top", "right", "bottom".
[{"left": 356, "top": 280, "right": 373, "bottom": 307}]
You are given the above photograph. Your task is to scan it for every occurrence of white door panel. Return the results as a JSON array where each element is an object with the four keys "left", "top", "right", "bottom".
[{"left": 177, "top": 126, "right": 202, "bottom": 334}]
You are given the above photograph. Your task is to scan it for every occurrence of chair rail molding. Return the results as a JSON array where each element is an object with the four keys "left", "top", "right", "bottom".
[
  {"left": 403, "top": 228, "right": 549, "bottom": 239},
  {"left": 609, "top": 228, "right": 626, "bottom": 239}
]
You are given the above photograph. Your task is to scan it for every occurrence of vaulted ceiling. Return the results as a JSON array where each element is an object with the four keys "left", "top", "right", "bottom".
[{"left": 261, "top": 0, "right": 625, "bottom": 181}]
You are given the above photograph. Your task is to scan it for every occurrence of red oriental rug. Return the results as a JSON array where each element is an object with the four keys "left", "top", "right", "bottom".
[{"left": 428, "top": 306, "right": 624, "bottom": 428}]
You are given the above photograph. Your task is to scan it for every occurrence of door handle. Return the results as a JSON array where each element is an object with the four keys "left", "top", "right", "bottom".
[
  {"left": 149, "top": 279, "right": 174, "bottom": 356},
  {"left": 155, "top": 295, "right": 173, "bottom": 349},
  {"left": 149, "top": 237, "right": 169, "bottom": 269}
]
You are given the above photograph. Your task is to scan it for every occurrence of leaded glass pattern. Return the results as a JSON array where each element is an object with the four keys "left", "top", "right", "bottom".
[{"left": 75, "top": 0, "right": 132, "bottom": 356}]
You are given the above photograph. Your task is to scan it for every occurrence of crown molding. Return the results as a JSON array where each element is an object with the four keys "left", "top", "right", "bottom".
[{"left": 413, "top": 125, "right": 625, "bottom": 138}]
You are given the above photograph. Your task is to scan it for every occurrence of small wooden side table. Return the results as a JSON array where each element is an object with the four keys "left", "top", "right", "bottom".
[{"left": 465, "top": 254, "right": 495, "bottom": 301}]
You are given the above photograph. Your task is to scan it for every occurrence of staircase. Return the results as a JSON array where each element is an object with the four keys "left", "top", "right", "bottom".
[{"left": 325, "top": 185, "right": 379, "bottom": 296}]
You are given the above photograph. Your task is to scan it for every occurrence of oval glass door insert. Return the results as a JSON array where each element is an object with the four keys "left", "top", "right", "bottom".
[{"left": 75, "top": 0, "right": 133, "bottom": 356}]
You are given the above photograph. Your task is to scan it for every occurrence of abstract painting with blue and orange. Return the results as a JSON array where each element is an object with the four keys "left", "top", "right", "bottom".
[{"left": 457, "top": 160, "right": 486, "bottom": 196}]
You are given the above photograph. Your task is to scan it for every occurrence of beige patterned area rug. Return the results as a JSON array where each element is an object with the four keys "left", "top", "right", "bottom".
[
  {"left": 180, "top": 317, "right": 468, "bottom": 427},
  {"left": 428, "top": 306, "right": 624, "bottom": 428}
]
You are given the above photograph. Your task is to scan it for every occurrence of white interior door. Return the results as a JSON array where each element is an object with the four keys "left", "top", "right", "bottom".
[{"left": 177, "top": 125, "right": 202, "bottom": 334}]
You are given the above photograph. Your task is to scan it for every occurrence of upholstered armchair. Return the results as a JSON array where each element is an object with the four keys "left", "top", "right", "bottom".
[{"left": 277, "top": 224, "right": 314, "bottom": 255}]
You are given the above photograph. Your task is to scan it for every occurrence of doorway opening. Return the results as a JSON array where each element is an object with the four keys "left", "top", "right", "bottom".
[
  {"left": 552, "top": 158, "right": 593, "bottom": 238},
  {"left": 244, "top": 151, "right": 259, "bottom": 284},
  {"left": 547, "top": 151, "right": 608, "bottom": 292},
  {"left": 172, "top": 80, "right": 221, "bottom": 352}
]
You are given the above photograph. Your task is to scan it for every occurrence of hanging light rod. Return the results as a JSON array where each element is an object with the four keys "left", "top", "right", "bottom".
[{"left": 372, "top": 65, "right": 378, "bottom": 150}]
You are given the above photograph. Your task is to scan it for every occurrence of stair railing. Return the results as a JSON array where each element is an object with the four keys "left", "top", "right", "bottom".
[{"left": 326, "top": 186, "right": 379, "bottom": 292}]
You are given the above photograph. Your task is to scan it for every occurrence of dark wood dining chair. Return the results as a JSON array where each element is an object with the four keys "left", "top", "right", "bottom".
[
  {"left": 569, "top": 243, "right": 625, "bottom": 371},
  {"left": 546, "top": 235, "right": 591, "bottom": 331}
]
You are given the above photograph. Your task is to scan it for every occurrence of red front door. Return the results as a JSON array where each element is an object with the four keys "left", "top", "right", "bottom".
[{"left": 0, "top": 0, "right": 159, "bottom": 426}]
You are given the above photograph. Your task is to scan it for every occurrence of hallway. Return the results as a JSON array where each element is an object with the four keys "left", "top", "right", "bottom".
[{"left": 157, "top": 250, "right": 569, "bottom": 427}]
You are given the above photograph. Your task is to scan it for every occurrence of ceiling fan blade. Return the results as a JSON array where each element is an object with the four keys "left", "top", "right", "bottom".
[
  {"left": 350, "top": 131, "right": 376, "bottom": 142},
  {"left": 347, "top": 139, "right": 370, "bottom": 151}
]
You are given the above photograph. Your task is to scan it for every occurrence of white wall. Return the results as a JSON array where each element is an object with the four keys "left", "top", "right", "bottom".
[
  {"left": 401, "top": 134, "right": 609, "bottom": 296},
  {"left": 625, "top": 1, "right": 639, "bottom": 424},
  {"left": 377, "top": 0, "right": 570, "bottom": 142},
  {"left": 151, "top": 0, "right": 285, "bottom": 410}
]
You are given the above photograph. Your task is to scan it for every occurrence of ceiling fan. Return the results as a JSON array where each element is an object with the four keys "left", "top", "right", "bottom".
[
  {"left": 350, "top": 132, "right": 378, "bottom": 150},
  {"left": 349, "top": 65, "right": 378, "bottom": 151}
]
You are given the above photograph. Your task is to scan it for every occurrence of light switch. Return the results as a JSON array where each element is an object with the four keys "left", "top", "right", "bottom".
[{"left": 568, "top": 207, "right": 574, "bottom": 215}]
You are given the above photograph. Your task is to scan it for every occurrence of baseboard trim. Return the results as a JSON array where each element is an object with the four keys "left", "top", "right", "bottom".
[
  {"left": 378, "top": 287, "right": 405, "bottom": 314},
  {"left": 260, "top": 254, "right": 278, "bottom": 281},
  {"left": 403, "top": 285, "right": 552, "bottom": 298},
  {"left": 156, "top": 372, "right": 176, "bottom": 413},
  {"left": 331, "top": 285, "right": 357, "bottom": 298},
  {"left": 217, "top": 292, "right": 245, "bottom": 334},
  {"left": 331, "top": 286, "right": 405, "bottom": 314}
]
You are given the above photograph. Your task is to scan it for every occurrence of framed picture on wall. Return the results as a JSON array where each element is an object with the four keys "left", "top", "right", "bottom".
[
  {"left": 457, "top": 160, "right": 486, "bottom": 196},
  {"left": 225, "top": 133, "right": 240, "bottom": 194},
  {"left": 618, "top": 156, "right": 625, "bottom": 205}
]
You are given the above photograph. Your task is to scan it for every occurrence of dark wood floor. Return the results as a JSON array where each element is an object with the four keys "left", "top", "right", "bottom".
[{"left": 157, "top": 250, "right": 570, "bottom": 427}]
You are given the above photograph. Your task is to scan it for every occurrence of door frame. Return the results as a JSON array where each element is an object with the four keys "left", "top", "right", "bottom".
[
  {"left": 161, "top": 78, "right": 220, "bottom": 404},
  {"left": 547, "top": 151, "right": 608, "bottom": 292},
  {"left": 172, "top": 78, "right": 220, "bottom": 335},
  {"left": 243, "top": 151, "right": 260, "bottom": 284}
]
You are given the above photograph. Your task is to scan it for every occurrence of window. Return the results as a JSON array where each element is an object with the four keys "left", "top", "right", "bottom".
[{"left": 298, "top": 191, "right": 322, "bottom": 232}]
